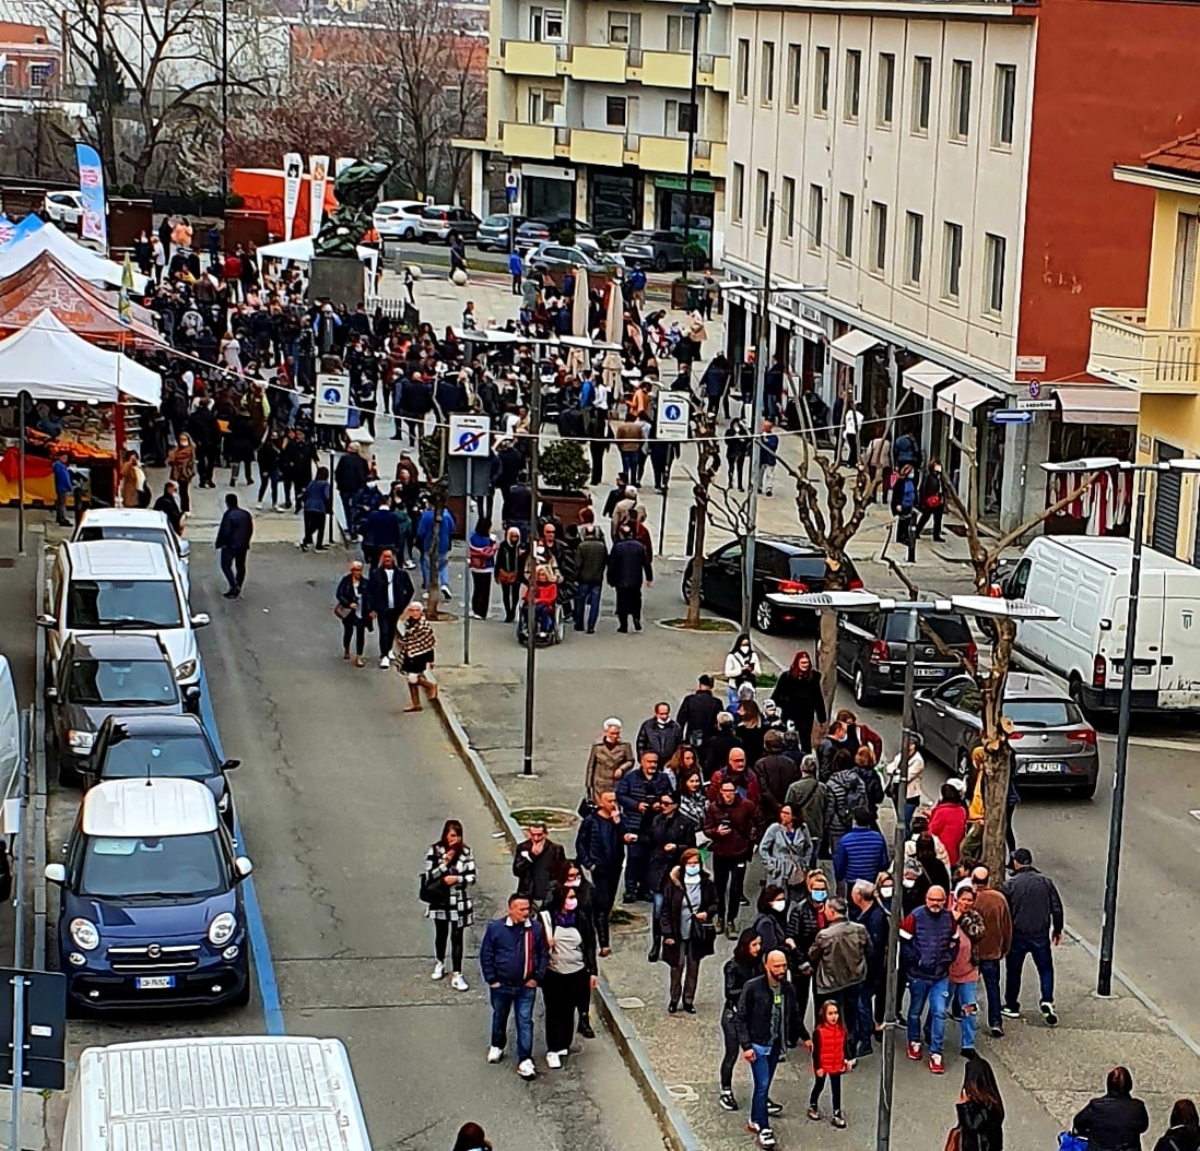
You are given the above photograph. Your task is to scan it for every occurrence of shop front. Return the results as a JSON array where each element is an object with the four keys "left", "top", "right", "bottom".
[
  {"left": 589, "top": 171, "right": 641, "bottom": 234},
  {"left": 934, "top": 379, "right": 1001, "bottom": 519},
  {"left": 653, "top": 175, "right": 715, "bottom": 259},
  {"left": 521, "top": 163, "right": 576, "bottom": 225}
]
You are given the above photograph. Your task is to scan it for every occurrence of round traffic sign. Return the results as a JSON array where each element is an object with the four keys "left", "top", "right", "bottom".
[
  {"left": 663, "top": 403, "right": 683, "bottom": 421},
  {"left": 458, "top": 432, "right": 480, "bottom": 452},
  {"left": 1028, "top": 380, "right": 1041, "bottom": 399},
  {"left": 322, "top": 386, "right": 341, "bottom": 402}
]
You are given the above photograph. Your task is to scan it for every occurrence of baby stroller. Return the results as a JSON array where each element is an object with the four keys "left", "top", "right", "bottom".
[{"left": 516, "top": 563, "right": 565, "bottom": 647}]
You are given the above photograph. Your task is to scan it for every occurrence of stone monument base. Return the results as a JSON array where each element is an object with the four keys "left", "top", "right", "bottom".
[{"left": 309, "top": 256, "right": 366, "bottom": 310}]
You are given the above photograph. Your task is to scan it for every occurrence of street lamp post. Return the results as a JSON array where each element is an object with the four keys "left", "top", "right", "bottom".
[
  {"left": 680, "top": 2, "right": 710, "bottom": 286},
  {"left": 792, "top": 589, "right": 1060, "bottom": 1151}
]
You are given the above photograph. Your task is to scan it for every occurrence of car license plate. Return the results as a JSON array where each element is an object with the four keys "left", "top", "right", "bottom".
[
  {"left": 915, "top": 668, "right": 948, "bottom": 679},
  {"left": 1022, "top": 761, "right": 1065, "bottom": 774},
  {"left": 136, "top": 975, "right": 175, "bottom": 990}
]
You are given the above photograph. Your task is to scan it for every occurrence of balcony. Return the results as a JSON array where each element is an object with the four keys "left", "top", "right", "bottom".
[
  {"left": 569, "top": 128, "right": 625, "bottom": 167},
  {"left": 499, "top": 40, "right": 557, "bottom": 77},
  {"left": 638, "top": 51, "right": 692, "bottom": 88},
  {"left": 1088, "top": 308, "right": 1200, "bottom": 394},
  {"left": 638, "top": 134, "right": 690, "bottom": 173},
  {"left": 500, "top": 122, "right": 557, "bottom": 160},
  {"left": 567, "top": 45, "right": 626, "bottom": 82}
]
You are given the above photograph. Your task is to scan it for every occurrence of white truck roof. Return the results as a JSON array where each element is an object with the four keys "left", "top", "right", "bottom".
[
  {"left": 69, "top": 1036, "right": 371, "bottom": 1151},
  {"left": 1027, "top": 534, "right": 1200, "bottom": 577}
]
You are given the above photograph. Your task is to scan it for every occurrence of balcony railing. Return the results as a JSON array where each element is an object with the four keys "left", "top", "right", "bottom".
[{"left": 1088, "top": 308, "right": 1200, "bottom": 393}]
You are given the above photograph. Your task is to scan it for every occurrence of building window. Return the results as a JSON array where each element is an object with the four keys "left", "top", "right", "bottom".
[
  {"left": 992, "top": 64, "right": 1017, "bottom": 147},
  {"left": 786, "top": 44, "right": 802, "bottom": 110},
  {"left": 904, "top": 211, "right": 923, "bottom": 286},
  {"left": 942, "top": 221, "right": 963, "bottom": 300},
  {"left": 983, "top": 233, "right": 1007, "bottom": 315},
  {"left": 876, "top": 52, "right": 894, "bottom": 126},
  {"left": 666, "top": 13, "right": 695, "bottom": 53},
  {"left": 843, "top": 50, "right": 861, "bottom": 121},
  {"left": 869, "top": 201, "right": 887, "bottom": 274},
  {"left": 678, "top": 100, "right": 697, "bottom": 133},
  {"left": 949, "top": 59, "right": 972, "bottom": 141},
  {"left": 665, "top": 99, "right": 696, "bottom": 133},
  {"left": 838, "top": 192, "right": 855, "bottom": 261},
  {"left": 814, "top": 47, "right": 830, "bottom": 115},
  {"left": 756, "top": 169, "right": 770, "bottom": 230},
  {"left": 732, "top": 163, "right": 745, "bottom": 223},
  {"left": 736, "top": 38, "right": 750, "bottom": 100},
  {"left": 606, "top": 95, "right": 627, "bottom": 127},
  {"left": 528, "top": 88, "right": 561, "bottom": 123},
  {"left": 608, "top": 12, "right": 631, "bottom": 44},
  {"left": 29, "top": 62, "right": 53, "bottom": 88},
  {"left": 529, "top": 7, "right": 563, "bottom": 39},
  {"left": 761, "top": 41, "right": 775, "bottom": 105},
  {"left": 911, "top": 55, "right": 931, "bottom": 134},
  {"left": 781, "top": 177, "right": 796, "bottom": 241},
  {"left": 808, "top": 184, "right": 824, "bottom": 250}
]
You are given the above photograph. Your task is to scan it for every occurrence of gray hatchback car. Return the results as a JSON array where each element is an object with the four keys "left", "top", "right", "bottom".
[{"left": 912, "top": 672, "right": 1099, "bottom": 797}]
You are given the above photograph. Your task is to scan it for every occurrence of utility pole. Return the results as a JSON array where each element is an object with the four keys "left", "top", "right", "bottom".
[
  {"left": 680, "top": 2, "right": 710, "bottom": 285},
  {"left": 521, "top": 372, "right": 541, "bottom": 776},
  {"left": 220, "top": 0, "right": 229, "bottom": 201},
  {"left": 741, "top": 192, "right": 774, "bottom": 634}
]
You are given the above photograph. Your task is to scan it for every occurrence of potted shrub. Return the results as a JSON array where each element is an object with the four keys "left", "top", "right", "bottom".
[{"left": 539, "top": 439, "right": 592, "bottom": 525}]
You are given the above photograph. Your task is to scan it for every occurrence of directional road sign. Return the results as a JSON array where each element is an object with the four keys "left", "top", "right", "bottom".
[
  {"left": 314, "top": 374, "right": 349, "bottom": 426},
  {"left": 657, "top": 391, "right": 690, "bottom": 442},
  {"left": 990, "top": 409, "right": 1034, "bottom": 425},
  {"left": 449, "top": 413, "right": 492, "bottom": 457}
]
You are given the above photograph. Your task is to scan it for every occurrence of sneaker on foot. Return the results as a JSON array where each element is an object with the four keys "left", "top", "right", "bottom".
[
  {"left": 379, "top": 655, "right": 391, "bottom": 668},
  {"left": 758, "top": 1128, "right": 777, "bottom": 1149},
  {"left": 766, "top": 1099, "right": 783, "bottom": 1117},
  {"left": 545, "top": 1051, "right": 562, "bottom": 1070},
  {"left": 486, "top": 1046, "right": 503, "bottom": 1063},
  {"left": 719, "top": 1091, "right": 738, "bottom": 1112},
  {"left": 832, "top": 1112, "right": 847, "bottom": 1130},
  {"left": 929, "top": 1054, "right": 945, "bottom": 1075},
  {"left": 906, "top": 1041, "right": 922, "bottom": 1061},
  {"left": 451, "top": 973, "right": 468, "bottom": 992},
  {"left": 989, "top": 1026, "right": 1005, "bottom": 1038},
  {"left": 1001, "top": 1005, "right": 1020, "bottom": 1019},
  {"left": 440, "top": 584, "right": 452, "bottom": 600},
  {"left": 431, "top": 961, "right": 445, "bottom": 981},
  {"left": 807, "top": 1108, "right": 822, "bottom": 1122},
  {"left": 1040, "top": 1001, "right": 1059, "bottom": 1027},
  {"left": 517, "top": 1059, "right": 535, "bottom": 1079}
]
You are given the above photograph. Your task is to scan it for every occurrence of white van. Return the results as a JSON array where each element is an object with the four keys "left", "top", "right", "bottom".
[
  {"left": 1004, "top": 535, "right": 1200, "bottom": 712},
  {"left": 73, "top": 508, "right": 190, "bottom": 599},
  {"left": 63, "top": 1036, "right": 372, "bottom": 1151}
]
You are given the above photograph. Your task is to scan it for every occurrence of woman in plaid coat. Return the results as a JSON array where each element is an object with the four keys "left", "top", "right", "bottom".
[{"left": 423, "top": 819, "right": 476, "bottom": 992}]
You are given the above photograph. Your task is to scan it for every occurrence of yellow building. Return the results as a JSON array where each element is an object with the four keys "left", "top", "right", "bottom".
[
  {"left": 1088, "top": 132, "right": 1200, "bottom": 561},
  {"left": 455, "top": 0, "right": 730, "bottom": 260}
]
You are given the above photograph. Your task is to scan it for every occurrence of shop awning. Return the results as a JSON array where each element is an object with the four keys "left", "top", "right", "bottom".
[
  {"left": 1056, "top": 385, "right": 1139, "bottom": 425},
  {"left": 937, "top": 378, "right": 999, "bottom": 422},
  {"left": 902, "top": 360, "right": 955, "bottom": 399},
  {"left": 830, "top": 329, "right": 881, "bottom": 366},
  {"left": 767, "top": 303, "right": 824, "bottom": 340}
]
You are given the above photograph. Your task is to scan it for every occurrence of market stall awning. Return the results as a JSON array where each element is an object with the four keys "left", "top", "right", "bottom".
[
  {"left": 937, "top": 378, "right": 999, "bottom": 422},
  {"left": 1056, "top": 385, "right": 1139, "bottom": 425},
  {"left": 0, "top": 252, "right": 159, "bottom": 346},
  {"left": 256, "top": 236, "right": 377, "bottom": 266},
  {"left": 0, "top": 223, "right": 147, "bottom": 294},
  {"left": 830, "top": 328, "right": 882, "bottom": 366},
  {"left": 0, "top": 309, "right": 160, "bottom": 405},
  {"left": 902, "top": 360, "right": 955, "bottom": 399}
]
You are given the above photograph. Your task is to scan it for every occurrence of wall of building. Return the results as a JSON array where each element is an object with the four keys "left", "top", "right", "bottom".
[
  {"left": 1146, "top": 187, "right": 1200, "bottom": 330},
  {"left": 1019, "top": 0, "right": 1200, "bottom": 384},
  {"left": 1135, "top": 394, "right": 1200, "bottom": 557}
]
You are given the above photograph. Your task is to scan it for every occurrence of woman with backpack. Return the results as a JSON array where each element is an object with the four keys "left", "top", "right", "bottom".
[{"left": 421, "top": 818, "right": 476, "bottom": 993}]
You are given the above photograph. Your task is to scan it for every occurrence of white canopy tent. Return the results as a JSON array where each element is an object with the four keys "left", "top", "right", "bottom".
[
  {"left": 256, "top": 236, "right": 377, "bottom": 268},
  {"left": 0, "top": 223, "right": 148, "bottom": 294},
  {"left": 0, "top": 310, "right": 160, "bottom": 405}
]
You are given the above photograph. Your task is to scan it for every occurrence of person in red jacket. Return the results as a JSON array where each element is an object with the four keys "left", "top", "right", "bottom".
[
  {"left": 808, "top": 999, "right": 850, "bottom": 1128},
  {"left": 928, "top": 782, "right": 969, "bottom": 866},
  {"left": 706, "top": 747, "right": 762, "bottom": 807},
  {"left": 704, "top": 779, "right": 758, "bottom": 938}
]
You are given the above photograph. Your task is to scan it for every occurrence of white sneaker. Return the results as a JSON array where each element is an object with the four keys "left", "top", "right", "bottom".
[
  {"left": 451, "top": 973, "right": 468, "bottom": 992},
  {"left": 379, "top": 656, "right": 390, "bottom": 669},
  {"left": 440, "top": 584, "right": 452, "bottom": 600},
  {"left": 545, "top": 1051, "right": 562, "bottom": 1070},
  {"left": 255, "top": 500, "right": 264, "bottom": 510},
  {"left": 404, "top": 559, "right": 416, "bottom": 569},
  {"left": 517, "top": 1059, "right": 536, "bottom": 1079},
  {"left": 431, "top": 961, "right": 445, "bottom": 981},
  {"left": 486, "top": 1046, "right": 504, "bottom": 1064},
  {"left": 273, "top": 504, "right": 288, "bottom": 512}
]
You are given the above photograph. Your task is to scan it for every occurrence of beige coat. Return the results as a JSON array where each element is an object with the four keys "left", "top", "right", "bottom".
[{"left": 585, "top": 739, "right": 635, "bottom": 797}]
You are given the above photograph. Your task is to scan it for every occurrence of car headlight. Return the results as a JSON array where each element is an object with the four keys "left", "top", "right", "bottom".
[
  {"left": 208, "top": 912, "right": 237, "bottom": 946},
  {"left": 67, "top": 730, "right": 94, "bottom": 752},
  {"left": 69, "top": 918, "right": 100, "bottom": 951},
  {"left": 174, "top": 659, "right": 198, "bottom": 682}
]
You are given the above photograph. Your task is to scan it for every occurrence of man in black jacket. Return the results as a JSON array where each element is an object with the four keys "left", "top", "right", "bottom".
[
  {"left": 334, "top": 445, "right": 370, "bottom": 538},
  {"left": 574, "top": 791, "right": 631, "bottom": 956},
  {"left": 737, "top": 950, "right": 811, "bottom": 1147},
  {"left": 1071, "top": 1066, "right": 1149, "bottom": 1151},
  {"left": 606, "top": 523, "right": 653, "bottom": 633},
  {"left": 574, "top": 522, "right": 608, "bottom": 634},
  {"left": 366, "top": 550, "right": 414, "bottom": 666},
  {"left": 636, "top": 702, "right": 683, "bottom": 764},
  {"left": 186, "top": 397, "right": 220, "bottom": 488},
  {"left": 678, "top": 675, "right": 722, "bottom": 752},
  {"left": 1001, "top": 847, "right": 1064, "bottom": 1027},
  {"left": 214, "top": 493, "right": 253, "bottom": 598},
  {"left": 512, "top": 821, "right": 567, "bottom": 910},
  {"left": 152, "top": 481, "right": 184, "bottom": 536}
]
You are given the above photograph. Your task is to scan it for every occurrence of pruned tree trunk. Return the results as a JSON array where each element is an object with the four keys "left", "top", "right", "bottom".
[
  {"left": 818, "top": 608, "right": 839, "bottom": 714},
  {"left": 685, "top": 415, "right": 720, "bottom": 628},
  {"left": 419, "top": 420, "right": 450, "bottom": 619}
]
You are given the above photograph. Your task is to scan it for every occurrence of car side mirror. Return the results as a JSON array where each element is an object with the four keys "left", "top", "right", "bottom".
[
  {"left": 36, "top": 614, "right": 56, "bottom": 628},
  {"left": 222, "top": 758, "right": 241, "bottom": 771},
  {"left": 44, "top": 687, "right": 57, "bottom": 701},
  {"left": 44, "top": 864, "right": 66, "bottom": 885},
  {"left": 190, "top": 613, "right": 211, "bottom": 628},
  {"left": 233, "top": 856, "right": 253, "bottom": 880},
  {"left": 179, "top": 539, "right": 191, "bottom": 558}
]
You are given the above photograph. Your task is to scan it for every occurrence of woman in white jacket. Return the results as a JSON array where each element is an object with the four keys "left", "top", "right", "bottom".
[
  {"left": 724, "top": 633, "right": 761, "bottom": 708},
  {"left": 883, "top": 734, "right": 924, "bottom": 834}
]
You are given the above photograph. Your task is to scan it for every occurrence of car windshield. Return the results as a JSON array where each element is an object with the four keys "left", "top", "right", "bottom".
[
  {"left": 79, "top": 831, "right": 227, "bottom": 898},
  {"left": 67, "top": 580, "right": 182, "bottom": 629},
  {"left": 1005, "top": 700, "right": 1081, "bottom": 728},
  {"left": 483, "top": 215, "right": 509, "bottom": 227},
  {"left": 889, "top": 613, "right": 973, "bottom": 645},
  {"left": 67, "top": 660, "right": 178, "bottom": 706},
  {"left": 100, "top": 735, "right": 219, "bottom": 780},
  {"left": 77, "top": 526, "right": 172, "bottom": 554},
  {"left": 626, "top": 232, "right": 653, "bottom": 243}
]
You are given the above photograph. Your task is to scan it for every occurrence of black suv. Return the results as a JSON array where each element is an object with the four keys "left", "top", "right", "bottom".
[{"left": 835, "top": 607, "right": 976, "bottom": 705}]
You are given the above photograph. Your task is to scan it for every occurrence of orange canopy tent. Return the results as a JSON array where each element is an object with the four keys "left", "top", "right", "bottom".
[{"left": 231, "top": 168, "right": 340, "bottom": 239}]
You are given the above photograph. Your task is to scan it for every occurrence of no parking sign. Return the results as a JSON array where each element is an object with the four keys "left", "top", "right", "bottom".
[{"left": 449, "top": 413, "right": 491, "bottom": 457}]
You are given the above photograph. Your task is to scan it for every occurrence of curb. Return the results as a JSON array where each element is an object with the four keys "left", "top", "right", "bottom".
[
  {"left": 431, "top": 692, "right": 703, "bottom": 1151},
  {"left": 32, "top": 529, "right": 47, "bottom": 971}
]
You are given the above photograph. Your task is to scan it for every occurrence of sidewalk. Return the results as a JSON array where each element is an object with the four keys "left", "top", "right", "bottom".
[{"left": 433, "top": 590, "right": 1200, "bottom": 1150}]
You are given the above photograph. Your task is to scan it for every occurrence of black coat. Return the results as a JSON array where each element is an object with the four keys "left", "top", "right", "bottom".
[
  {"left": 335, "top": 451, "right": 369, "bottom": 494},
  {"left": 1154, "top": 1127, "right": 1200, "bottom": 1151},
  {"left": 677, "top": 689, "right": 722, "bottom": 745},
  {"left": 215, "top": 507, "right": 253, "bottom": 552},
  {"left": 1073, "top": 1093, "right": 1150, "bottom": 1151},
  {"left": 645, "top": 810, "right": 698, "bottom": 895},
  {"left": 187, "top": 404, "right": 220, "bottom": 449},
  {"left": 722, "top": 957, "right": 762, "bottom": 1010},
  {"left": 607, "top": 538, "right": 652, "bottom": 588},
  {"left": 957, "top": 1100, "right": 1004, "bottom": 1151},
  {"left": 658, "top": 868, "right": 719, "bottom": 967},
  {"left": 366, "top": 566, "right": 414, "bottom": 617},
  {"left": 771, "top": 671, "right": 827, "bottom": 734},
  {"left": 735, "top": 974, "right": 809, "bottom": 1049}
]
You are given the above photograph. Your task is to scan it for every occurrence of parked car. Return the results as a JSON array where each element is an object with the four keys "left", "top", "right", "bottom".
[
  {"left": 527, "top": 241, "right": 616, "bottom": 275},
  {"left": 87, "top": 713, "right": 240, "bottom": 833},
  {"left": 912, "top": 672, "right": 1099, "bottom": 797},
  {"left": 47, "top": 633, "right": 194, "bottom": 787},
  {"left": 74, "top": 507, "right": 190, "bottom": 599},
  {"left": 476, "top": 213, "right": 525, "bottom": 251},
  {"left": 836, "top": 606, "right": 976, "bottom": 705},
  {"left": 682, "top": 537, "right": 862, "bottom": 634},
  {"left": 45, "top": 777, "right": 253, "bottom": 1012},
  {"left": 39, "top": 540, "right": 209, "bottom": 695},
  {"left": 419, "top": 205, "right": 480, "bottom": 242},
  {"left": 618, "top": 229, "right": 691, "bottom": 272},
  {"left": 372, "top": 200, "right": 426, "bottom": 240},
  {"left": 46, "top": 191, "right": 85, "bottom": 227},
  {"left": 516, "top": 217, "right": 592, "bottom": 248}
]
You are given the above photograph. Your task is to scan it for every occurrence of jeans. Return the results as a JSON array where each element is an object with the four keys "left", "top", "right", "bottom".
[
  {"left": 651, "top": 891, "right": 665, "bottom": 943},
  {"left": 575, "top": 582, "right": 602, "bottom": 631},
  {"left": 719, "top": 1007, "right": 741, "bottom": 1090},
  {"left": 377, "top": 608, "right": 402, "bottom": 659},
  {"left": 749, "top": 1042, "right": 781, "bottom": 1131},
  {"left": 489, "top": 984, "right": 537, "bottom": 1062},
  {"left": 341, "top": 614, "right": 366, "bottom": 656},
  {"left": 951, "top": 979, "right": 978, "bottom": 1050},
  {"left": 591, "top": 864, "right": 622, "bottom": 949},
  {"left": 846, "top": 981, "right": 875, "bottom": 1055},
  {"left": 620, "top": 450, "right": 641, "bottom": 483},
  {"left": 219, "top": 547, "right": 247, "bottom": 593},
  {"left": 903, "top": 797, "right": 919, "bottom": 835},
  {"left": 979, "top": 958, "right": 1003, "bottom": 1030},
  {"left": 1005, "top": 935, "right": 1055, "bottom": 1009},
  {"left": 421, "top": 551, "right": 451, "bottom": 590},
  {"left": 906, "top": 975, "right": 950, "bottom": 1054}
]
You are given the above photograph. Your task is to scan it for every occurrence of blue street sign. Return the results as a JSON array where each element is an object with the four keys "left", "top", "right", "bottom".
[
  {"left": 322, "top": 387, "right": 340, "bottom": 402},
  {"left": 991, "top": 409, "right": 1034, "bottom": 425},
  {"left": 505, "top": 186, "right": 517, "bottom": 204},
  {"left": 663, "top": 402, "right": 683, "bottom": 421},
  {"left": 1028, "top": 380, "right": 1041, "bottom": 399}
]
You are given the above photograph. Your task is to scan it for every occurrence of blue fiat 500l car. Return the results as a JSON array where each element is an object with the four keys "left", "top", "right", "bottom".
[{"left": 46, "top": 777, "right": 254, "bottom": 1012}]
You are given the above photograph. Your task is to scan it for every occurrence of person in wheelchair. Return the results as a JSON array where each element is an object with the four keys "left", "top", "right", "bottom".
[{"left": 530, "top": 561, "right": 559, "bottom": 637}]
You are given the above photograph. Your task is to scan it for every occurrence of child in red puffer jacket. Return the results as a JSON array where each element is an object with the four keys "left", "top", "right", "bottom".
[{"left": 808, "top": 1000, "right": 850, "bottom": 1129}]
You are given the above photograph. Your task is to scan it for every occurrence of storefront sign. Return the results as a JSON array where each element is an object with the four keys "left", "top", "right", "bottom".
[
  {"left": 653, "top": 175, "right": 717, "bottom": 193},
  {"left": 1018, "top": 357, "right": 1047, "bottom": 374},
  {"left": 1016, "top": 399, "right": 1056, "bottom": 411}
]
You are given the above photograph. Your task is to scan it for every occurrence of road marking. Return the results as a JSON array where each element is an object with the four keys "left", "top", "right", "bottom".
[
  {"left": 1097, "top": 734, "right": 1200, "bottom": 753},
  {"left": 1190, "top": 811, "right": 1200, "bottom": 822},
  {"left": 199, "top": 668, "right": 286, "bottom": 1036}
]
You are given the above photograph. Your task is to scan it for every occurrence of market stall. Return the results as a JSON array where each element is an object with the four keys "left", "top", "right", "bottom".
[{"left": 0, "top": 222, "right": 149, "bottom": 294}]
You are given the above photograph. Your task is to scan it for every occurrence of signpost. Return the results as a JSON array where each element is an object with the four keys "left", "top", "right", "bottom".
[
  {"left": 314, "top": 374, "right": 349, "bottom": 426},
  {"left": 505, "top": 172, "right": 520, "bottom": 256},
  {"left": 449, "top": 414, "right": 491, "bottom": 665},
  {"left": 1016, "top": 398, "right": 1056, "bottom": 411},
  {"left": 990, "top": 409, "right": 1034, "bottom": 425},
  {"left": 655, "top": 392, "right": 690, "bottom": 552}
]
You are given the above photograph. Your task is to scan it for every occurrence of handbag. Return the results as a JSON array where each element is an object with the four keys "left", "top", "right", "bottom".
[
  {"left": 333, "top": 603, "right": 352, "bottom": 620},
  {"left": 926, "top": 493, "right": 943, "bottom": 509},
  {"left": 418, "top": 871, "right": 450, "bottom": 907},
  {"left": 682, "top": 883, "right": 715, "bottom": 945},
  {"left": 1058, "top": 1135, "right": 1088, "bottom": 1151},
  {"left": 577, "top": 794, "right": 597, "bottom": 819},
  {"left": 496, "top": 567, "right": 518, "bottom": 585}
]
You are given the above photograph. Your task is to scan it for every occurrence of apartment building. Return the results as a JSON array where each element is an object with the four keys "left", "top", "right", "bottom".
[
  {"left": 459, "top": 0, "right": 731, "bottom": 259},
  {"left": 721, "top": 0, "right": 1200, "bottom": 532}
]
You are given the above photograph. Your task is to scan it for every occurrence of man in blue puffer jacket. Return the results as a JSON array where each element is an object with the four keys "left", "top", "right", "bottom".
[
  {"left": 833, "top": 809, "right": 890, "bottom": 890},
  {"left": 900, "top": 885, "right": 960, "bottom": 1075},
  {"left": 479, "top": 893, "right": 549, "bottom": 1079}
]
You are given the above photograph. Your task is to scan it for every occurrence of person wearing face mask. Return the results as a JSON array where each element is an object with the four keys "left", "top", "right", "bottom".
[
  {"left": 751, "top": 885, "right": 793, "bottom": 960},
  {"left": 900, "top": 885, "right": 960, "bottom": 1075},
  {"left": 704, "top": 779, "right": 759, "bottom": 939},
  {"left": 645, "top": 793, "right": 699, "bottom": 962},
  {"left": 659, "top": 848, "right": 720, "bottom": 1014},
  {"left": 636, "top": 701, "right": 684, "bottom": 764},
  {"left": 785, "top": 757, "right": 827, "bottom": 871},
  {"left": 786, "top": 871, "right": 830, "bottom": 1025},
  {"left": 771, "top": 651, "right": 827, "bottom": 753},
  {"left": 539, "top": 881, "right": 598, "bottom": 1069},
  {"left": 807, "top": 897, "right": 871, "bottom": 1057},
  {"left": 914, "top": 458, "right": 947, "bottom": 543},
  {"left": 724, "top": 634, "right": 761, "bottom": 708}
]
